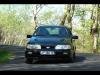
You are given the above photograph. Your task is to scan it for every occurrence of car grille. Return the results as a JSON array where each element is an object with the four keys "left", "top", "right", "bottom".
[{"left": 41, "top": 45, "right": 55, "bottom": 49}]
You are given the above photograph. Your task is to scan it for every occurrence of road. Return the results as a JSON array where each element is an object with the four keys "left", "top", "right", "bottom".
[{"left": 0, "top": 45, "right": 100, "bottom": 71}]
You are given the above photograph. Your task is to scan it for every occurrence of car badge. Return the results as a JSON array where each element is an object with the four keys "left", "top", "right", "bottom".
[{"left": 46, "top": 46, "right": 50, "bottom": 49}]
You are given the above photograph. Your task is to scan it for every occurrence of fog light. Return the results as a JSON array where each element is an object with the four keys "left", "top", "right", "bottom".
[
  {"left": 63, "top": 52, "right": 68, "bottom": 55},
  {"left": 27, "top": 52, "right": 32, "bottom": 54}
]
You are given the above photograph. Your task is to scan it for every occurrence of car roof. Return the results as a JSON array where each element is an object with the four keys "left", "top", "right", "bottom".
[{"left": 37, "top": 25, "right": 67, "bottom": 28}]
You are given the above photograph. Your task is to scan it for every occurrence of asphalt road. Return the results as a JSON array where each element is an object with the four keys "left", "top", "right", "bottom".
[{"left": 0, "top": 45, "right": 100, "bottom": 71}]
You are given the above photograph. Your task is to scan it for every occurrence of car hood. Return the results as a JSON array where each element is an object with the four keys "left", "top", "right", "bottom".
[{"left": 28, "top": 36, "right": 71, "bottom": 45}]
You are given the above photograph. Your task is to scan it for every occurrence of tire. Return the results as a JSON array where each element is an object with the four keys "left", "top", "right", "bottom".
[
  {"left": 68, "top": 52, "right": 75, "bottom": 63},
  {"left": 25, "top": 58, "right": 33, "bottom": 64},
  {"left": 68, "top": 56, "right": 74, "bottom": 63},
  {"left": 73, "top": 52, "right": 76, "bottom": 59},
  {"left": 68, "top": 57, "right": 74, "bottom": 63},
  {"left": 64, "top": 52, "right": 75, "bottom": 63}
]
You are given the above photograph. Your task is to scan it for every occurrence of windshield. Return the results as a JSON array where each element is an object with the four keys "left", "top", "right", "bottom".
[{"left": 34, "top": 26, "right": 71, "bottom": 37}]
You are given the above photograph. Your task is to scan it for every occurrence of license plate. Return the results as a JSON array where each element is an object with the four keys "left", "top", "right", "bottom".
[
  {"left": 27, "top": 52, "right": 32, "bottom": 54},
  {"left": 40, "top": 51, "right": 55, "bottom": 55}
]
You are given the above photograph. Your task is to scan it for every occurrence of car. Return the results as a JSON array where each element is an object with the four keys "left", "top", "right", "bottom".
[{"left": 25, "top": 25, "right": 78, "bottom": 64}]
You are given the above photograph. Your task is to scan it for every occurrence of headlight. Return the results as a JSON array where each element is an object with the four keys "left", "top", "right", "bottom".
[
  {"left": 55, "top": 45, "right": 71, "bottom": 50},
  {"left": 27, "top": 44, "right": 41, "bottom": 49}
]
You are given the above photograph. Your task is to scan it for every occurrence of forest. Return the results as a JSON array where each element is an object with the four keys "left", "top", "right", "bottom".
[{"left": 0, "top": 4, "right": 100, "bottom": 53}]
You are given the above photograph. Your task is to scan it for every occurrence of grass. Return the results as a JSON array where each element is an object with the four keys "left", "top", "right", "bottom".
[{"left": 0, "top": 48, "right": 14, "bottom": 64}]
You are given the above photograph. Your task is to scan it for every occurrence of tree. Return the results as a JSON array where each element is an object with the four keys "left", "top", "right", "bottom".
[
  {"left": 90, "top": 4, "right": 100, "bottom": 53},
  {"left": 80, "top": 10, "right": 85, "bottom": 49},
  {"left": 32, "top": 4, "right": 45, "bottom": 30},
  {"left": 60, "top": 4, "right": 75, "bottom": 31},
  {"left": 38, "top": 10, "right": 54, "bottom": 24},
  {"left": 0, "top": 5, "right": 33, "bottom": 46}
]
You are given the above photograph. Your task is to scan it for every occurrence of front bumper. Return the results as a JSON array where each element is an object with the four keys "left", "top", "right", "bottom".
[{"left": 25, "top": 48, "right": 71, "bottom": 60}]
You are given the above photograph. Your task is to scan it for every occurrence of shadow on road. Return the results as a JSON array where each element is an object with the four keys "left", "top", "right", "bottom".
[
  {"left": 75, "top": 55, "right": 86, "bottom": 62},
  {"left": 30, "top": 55, "right": 86, "bottom": 64}
]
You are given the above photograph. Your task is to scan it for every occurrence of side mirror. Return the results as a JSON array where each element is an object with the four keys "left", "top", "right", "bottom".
[
  {"left": 27, "top": 35, "right": 32, "bottom": 38},
  {"left": 72, "top": 35, "right": 78, "bottom": 39}
]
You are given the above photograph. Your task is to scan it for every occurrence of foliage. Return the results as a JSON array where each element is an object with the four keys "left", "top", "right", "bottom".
[
  {"left": 0, "top": 4, "right": 100, "bottom": 53},
  {"left": 0, "top": 49, "right": 13, "bottom": 64}
]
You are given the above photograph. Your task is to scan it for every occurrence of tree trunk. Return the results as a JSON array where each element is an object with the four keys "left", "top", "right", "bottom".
[
  {"left": 67, "top": 4, "right": 75, "bottom": 31},
  {"left": 60, "top": 13, "right": 67, "bottom": 26},
  {"left": 32, "top": 5, "right": 44, "bottom": 30},
  {"left": 91, "top": 4, "right": 99, "bottom": 53},
  {"left": 93, "top": 33, "right": 98, "bottom": 53},
  {"left": 0, "top": 27, "right": 2, "bottom": 42},
  {"left": 80, "top": 10, "right": 85, "bottom": 49},
  {"left": 60, "top": 4, "right": 75, "bottom": 31}
]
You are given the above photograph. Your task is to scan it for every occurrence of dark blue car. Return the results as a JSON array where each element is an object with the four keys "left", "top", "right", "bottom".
[{"left": 25, "top": 25, "right": 78, "bottom": 63}]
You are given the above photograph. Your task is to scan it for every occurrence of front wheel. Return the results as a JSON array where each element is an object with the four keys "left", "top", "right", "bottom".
[
  {"left": 74, "top": 52, "right": 76, "bottom": 59},
  {"left": 25, "top": 58, "right": 33, "bottom": 64},
  {"left": 68, "top": 52, "right": 75, "bottom": 63},
  {"left": 68, "top": 56, "right": 74, "bottom": 63}
]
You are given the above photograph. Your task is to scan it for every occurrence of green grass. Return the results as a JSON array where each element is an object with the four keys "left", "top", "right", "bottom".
[{"left": 0, "top": 49, "right": 14, "bottom": 64}]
